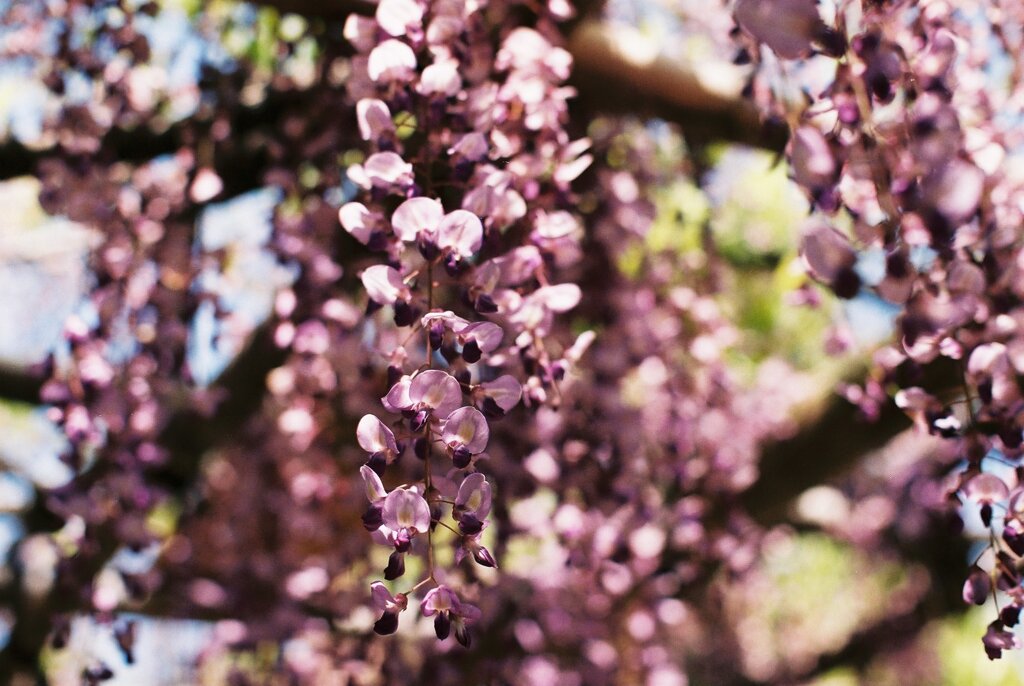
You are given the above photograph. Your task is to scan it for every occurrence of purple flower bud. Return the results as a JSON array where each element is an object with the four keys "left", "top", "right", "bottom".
[
  {"left": 462, "top": 339, "right": 482, "bottom": 363},
  {"left": 434, "top": 612, "right": 451, "bottom": 640},
  {"left": 394, "top": 300, "right": 416, "bottom": 327},
  {"left": 452, "top": 446, "right": 473, "bottom": 469},
  {"left": 458, "top": 514, "right": 483, "bottom": 535},
  {"left": 414, "top": 436, "right": 430, "bottom": 460},
  {"left": 362, "top": 506, "right": 384, "bottom": 531},
  {"left": 963, "top": 566, "right": 991, "bottom": 606},
  {"left": 374, "top": 611, "right": 399, "bottom": 635},
  {"left": 472, "top": 545, "right": 496, "bottom": 568},
  {"left": 366, "top": 452, "right": 388, "bottom": 476},
  {"left": 474, "top": 293, "right": 498, "bottom": 314},
  {"left": 384, "top": 551, "right": 405, "bottom": 580}
]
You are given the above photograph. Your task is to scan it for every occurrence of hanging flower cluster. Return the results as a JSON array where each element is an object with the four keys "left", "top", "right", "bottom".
[
  {"left": 736, "top": 0, "right": 1024, "bottom": 657},
  {"left": 341, "top": 0, "right": 592, "bottom": 645}
]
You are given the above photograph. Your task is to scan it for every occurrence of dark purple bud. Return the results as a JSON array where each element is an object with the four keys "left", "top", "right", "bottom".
[
  {"left": 815, "top": 27, "right": 846, "bottom": 57},
  {"left": 444, "top": 253, "right": 464, "bottom": 277},
  {"left": 387, "top": 364, "right": 403, "bottom": 388},
  {"left": 831, "top": 267, "right": 861, "bottom": 299},
  {"left": 550, "top": 362, "right": 566, "bottom": 382},
  {"left": 452, "top": 445, "right": 473, "bottom": 469},
  {"left": 367, "top": 452, "right": 388, "bottom": 476},
  {"left": 51, "top": 615, "right": 71, "bottom": 649},
  {"left": 481, "top": 397, "right": 505, "bottom": 418},
  {"left": 981, "top": 503, "right": 993, "bottom": 528},
  {"left": 362, "top": 506, "right": 384, "bottom": 531},
  {"left": 455, "top": 369, "right": 471, "bottom": 386},
  {"left": 473, "top": 545, "right": 496, "bottom": 568},
  {"left": 441, "top": 341, "right": 459, "bottom": 363},
  {"left": 963, "top": 566, "right": 991, "bottom": 606},
  {"left": 462, "top": 340, "right": 482, "bottom": 363},
  {"left": 367, "top": 231, "right": 390, "bottom": 252},
  {"left": 415, "top": 235, "right": 438, "bottom": 260},
  {"left": 394, "top": 301, "right": 416, "bottom": 327},
  {"left": 459, "top": 514, "right": 483, "bottom": 535},
  {"left": 455, "top": 623, "right": 472, "bottom": 648},
  {"left": 384, "top": 551, "right": 406, "bottom": 580},
  {"left": 411, "top": 409, "right": 430, "bottom": 433},
  {"left": 434, "top": 612, "right": 451, "bottom": 640},
  {"left": 365, "top": 299, "right": 383, "bottom": 316},
  {"left": 394, "top": 529, "right": 411, "bottom": 553},
  {"left": 114, "top": 621, "right": 136, "bottom": 665},
  {"left": 414, "top": 437, "right": 430, "bottom": 460},
  {"left": 1002, "top": 605, "right": 1022, "bottom": 627},
  {"left": 374, "top": 611, "right": 399, "bottom": 635},
  {"left": 82, "top": 664, "right": 115, "bottom": 683},
  {"left": 429, "top": 322, "right": 445, "bottom": 351},
  {"left": 474, "top": 293, "right": 498, "bottom": 314}
]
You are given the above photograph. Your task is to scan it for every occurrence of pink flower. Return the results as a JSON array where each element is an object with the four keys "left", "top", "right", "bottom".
[
  {"left": 442, "top": 407, "right": 490, "bottom": 467},
  {"left": 370, "top": 581, "right": 408, "bottom": 635},
  {"left": 734, "top": 0, "right": 824, "bottom": 59},
  {"left": 475, "top": 375, "right": 523, "bottom": 416},
  {"left": 361, "top": 265, "right": 410, "bottom": 306},
  {"left": 357, "top": 414, "right": 399, "bottom": 473},
  {"left": 375, "top": 0, "right": 423, "bottom": 37},
  {"left": 421, "top": 585, "right": 481, "bottom": 646},
  {"left": 367, "top": 39, "right": 417, "bottom": 83},
  {"left": 382, "top": 487, "right": 431, "bottom": 550},
  {"left": 356, "top": 99, "right": 395, "bottom": 142}
]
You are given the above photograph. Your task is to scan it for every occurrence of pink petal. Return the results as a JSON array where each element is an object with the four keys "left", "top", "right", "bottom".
[
  {"left": 409, "top": 370, "right": 463, "bottom": 418},
  {"left": 734, "top": 0, "right": 820, "bottom": 59},
  {"left": 419, "top": 59, "right": 462, "bottom": 96},
  {"left": 357, "top": 414, "right": 398, "bottom": 454},
  {"left": 791, "top": 126, "right": 835, "bottom": 189},
  {"left": 455, "top": 472, "right": 492, "bottom": 519},
  {"left": 533, "top": 283, "right": 581, "bottom": 312},
  {"left": 363, "top": 152, "right": 414, "bottom": 188},
  {"left": 392, "top": 196, "right": 444, "bottom": 242},
  {"left": 382, "top": 376, "right": 413, "bottom": 412},
  {"left": 442, "top": 407, "right": 490, "bottom": 454},
  {"left": 438, "top": 210, "right": 483, "bottom": 257},
  {"left": 800, "top": 223, "right": 856, "bottom": 282},
  {"left": 382, "top": 488, "right": 431, "bottom": 533},
  {"left": 356, "top": 99, "right": 395, "bottom": 141},
  {"left": 477, "top": 375, "right": 522, "bottom": 412},
  {"left": 449, "top": 132, "right": 489, "bottom": 160},
  {"left": 367, "top": 39, "right": 418, "bottom": 83},
  {"left": 376, "top": 0, "right": 423, "bottom": 37},
  {"left": 360, "top": 465, "right": 388, "bottom": 504},
  {"left": 964, "top": 473, "right": 1010, "bottom": 504},
  {"left": 460, "top": 321, "right": 503, "bottom": 353},
  {"left": 339, "top": 202, "right": 375, "bottom": 244},
  {"left": 361, "top": 265, "right": 409, "bottom": 305}
]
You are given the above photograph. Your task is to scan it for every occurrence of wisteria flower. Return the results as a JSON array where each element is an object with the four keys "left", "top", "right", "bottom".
[
  {"left": 384, "top": 370, "right": 463, "bottom": 430},
  {"left": 360, "top": 465, "right": 388, "bottom": 531},
  {"left": 382, "top": 487, "right": 431, "bottom": 551},
  {"left": 367, "top": 39, "right": 417, "bottom": 83},
  {"left": 454, "top": 472, "right": 492, "bottom": 532},
  {"left": 421, "top": 585, "right": 481, "bottom": 646},
  {"left": 357, "top": 414, "right": 399, "bottom": 474},
  {"left": 375, "top": 0, "right": 423, "bottom": 37},
  {"left": 356, "top": 99, "right": 395, "bottom": 142},
  {"left": 361, "top": 265, "right": 416, "bottom": 325},
  {"left": 442, "top": 407, "right": 490, "bottom": 468},
  {"left": 474, "top": 375, "right": 523, "bottom": 417},
  {"left": 371, "top": 581, "right": 408, "bottom": 635}
]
